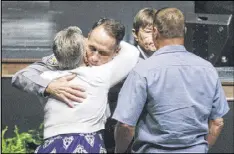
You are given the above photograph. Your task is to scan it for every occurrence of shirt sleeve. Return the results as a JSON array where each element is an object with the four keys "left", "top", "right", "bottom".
[
  {"left": 108, "top": 41, "right": 140, "bottom": 88},
  {"left": 11, "top": 54, "right": 58, "bottom": 97},
  {"left": 112, "top": 70, "right": 147, "bottom": 126},
  {"left": 209, "top": 78, "right": 230, "bottom": 120}
]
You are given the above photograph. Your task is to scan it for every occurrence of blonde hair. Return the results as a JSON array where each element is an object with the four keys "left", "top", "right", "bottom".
[
  {"left": 53, "top": 26, "right": 84, "bottom": 70},
  {"left": 153, "top": 8, "right": 185, "bottom": 38}
]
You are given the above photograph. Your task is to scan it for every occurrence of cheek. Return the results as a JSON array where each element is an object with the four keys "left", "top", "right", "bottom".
[
  {"left": 103, "top": 56, "right": 111, "bottom": 62},
  {"left": 139, "top": 37, "right": 151, "bottom": 46},
  {"left": 139, "top": 34, "right": 150, "bottom": 42},
  {"left": 137, "top": 36, "right": 146, "bottom": 45},
  {"left": 86, "top": 51, "right": 93, "bottom": 60},
  {"left": 99, "top": 56, "right": 113, "bottom": 64}
]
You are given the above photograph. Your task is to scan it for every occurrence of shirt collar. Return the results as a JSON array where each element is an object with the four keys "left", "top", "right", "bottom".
[
  {"left": 153, "top": 45, "right": 187, "bottom": 56},
  {"left": 137, "top": 45, "right": 148, "bottom": 59}
]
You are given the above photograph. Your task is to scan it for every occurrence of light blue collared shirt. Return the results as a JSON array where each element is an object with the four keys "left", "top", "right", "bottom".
[{"left": 112, "top": 45, "right": 230, "bottom": 153}]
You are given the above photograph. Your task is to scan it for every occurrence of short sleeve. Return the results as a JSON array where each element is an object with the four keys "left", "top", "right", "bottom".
[
  {"left": 112, "top": 70, "right": 147, "bottom": 126},
  {"left": 209, "top": 78, "right": 230, "bottom": 120}
]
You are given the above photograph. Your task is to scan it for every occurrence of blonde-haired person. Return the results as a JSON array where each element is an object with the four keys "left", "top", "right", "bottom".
[
  {"left": 32, "top": 20, "right": 139, "bottom": 153},
  {"left": 113, "top": 7, "right": 229, "bottom": 153}
]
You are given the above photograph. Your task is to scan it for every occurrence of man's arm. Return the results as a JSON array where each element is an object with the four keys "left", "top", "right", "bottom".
[
  {"left": 11, "top": 59, "right": 55, "bottom": 97},
  {"left": 207, "top": 76, "right": 230, "bottom": 148},
  {"left": 206, "top": 118, "right": 224, "bottom": 148},
  {"left": 12, "top": 55, "right": 86, "bottom": 106},
  {"left": 112, "top": 70, "right": 147, "bottom": 153},
  {"left": 114, "top": 122, "right": 135, "bottom": 153},
  {"left": 108, "top": 41, "right": 140, "bottom": 88}
]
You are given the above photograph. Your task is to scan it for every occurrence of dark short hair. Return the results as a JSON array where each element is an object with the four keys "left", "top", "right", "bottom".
[
  {"left": 91, "top": 18, "right": 125, "bottom": 45},
  {"left": 133, "top": 8, "right": 157, "bottom": 34}
]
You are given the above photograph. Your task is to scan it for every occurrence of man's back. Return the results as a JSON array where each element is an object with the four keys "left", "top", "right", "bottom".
[{"left": 131, "top": 45, "right": 229, "bottom": 152}]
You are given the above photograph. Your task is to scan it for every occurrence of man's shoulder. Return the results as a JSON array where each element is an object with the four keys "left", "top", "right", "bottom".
[
  {"left": 42, "top": 54, "right": 59, "bottom": 67},
  {"left": 186, "top": 51, "right": 217, "bottom": 70},
  {"left": 40, "top": 70, "right": 68, "bottom": 80},
  {"left": 133, "top": 59, "right": 152, "bottom": 77}
]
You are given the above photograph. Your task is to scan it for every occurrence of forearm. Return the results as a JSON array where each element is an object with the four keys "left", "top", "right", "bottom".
[
  {"left": 12, "top": 62, "right": 53, "bottom": 97},
  {"left": 114, "top": 122, "right": 134, "bottom": 153},
  {"left": 109, "top": 41, "right": 139, "bottom": 87},
  {"left": 206, "top": 118, "right": 224, "bottom": 147}
]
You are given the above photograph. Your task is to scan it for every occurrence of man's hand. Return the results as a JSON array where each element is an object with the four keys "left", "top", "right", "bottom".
[
  {"left": 206, "top": 118, "right": 224, "bottom": 148},
  {"left": 45, "top": 74, "right": 86, "bottom": 108}
]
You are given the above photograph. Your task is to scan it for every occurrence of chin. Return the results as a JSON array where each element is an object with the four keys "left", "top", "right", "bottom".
[{"left": 145, "top": 48, "right": 156, "bottom": 52}]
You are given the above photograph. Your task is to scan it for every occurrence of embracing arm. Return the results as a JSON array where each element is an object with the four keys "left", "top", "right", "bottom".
[
  {"left": 12, "top": 55, "right": 86, "bottom": 106},
  {"left": 109, "top": 41, "right": 140, "bottom": 87},
  {"left": 11, "top": 59, "right": 55, "bottom": 97}
]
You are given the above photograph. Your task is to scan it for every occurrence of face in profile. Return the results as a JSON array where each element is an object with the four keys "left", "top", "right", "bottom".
[
  {"left": 85, "top": 26, "right": 119, "bottom": 66},
  {"left": 133, "top": 25, "right": 157, "bottom": 53}
]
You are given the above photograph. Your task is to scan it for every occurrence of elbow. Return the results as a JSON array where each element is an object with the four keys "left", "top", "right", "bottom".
[
  {"left": 11, "top": 73, "right": 19, "bottom": 87},
  {"left": 116, "top": 122, "right": 135, "bottom": 136},
  {"left": 11, "top": 71, "right": 24, "bottom": 88}
]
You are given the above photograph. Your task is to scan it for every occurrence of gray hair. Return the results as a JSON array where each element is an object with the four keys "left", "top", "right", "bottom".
[{"left": 53, "top": 26, "right": 84, "bottom": 70}]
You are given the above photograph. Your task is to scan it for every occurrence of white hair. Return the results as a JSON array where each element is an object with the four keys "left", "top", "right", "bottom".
[{"left": 53, "top": 26, "right": 84, "bottom": 70}]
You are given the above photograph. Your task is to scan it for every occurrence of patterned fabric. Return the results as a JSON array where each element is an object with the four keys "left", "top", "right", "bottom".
[
  {"left": 35, "top": 132, "right": 106, "bottom": 153},
  {"left": 42, "top": 54, "right": 59, "bottom": 67}
]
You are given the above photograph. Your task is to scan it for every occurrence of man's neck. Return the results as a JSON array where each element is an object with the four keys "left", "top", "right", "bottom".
[{"left": 157, "top": 37, "right": 184, "bottom": 50}]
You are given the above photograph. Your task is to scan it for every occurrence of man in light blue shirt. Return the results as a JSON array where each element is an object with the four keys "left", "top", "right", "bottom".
[{"left": 112, "top": 7, "right": 230, "bottom": 153}]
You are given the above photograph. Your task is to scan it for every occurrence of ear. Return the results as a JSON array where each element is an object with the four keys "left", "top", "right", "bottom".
[
  {"left": 87, "top": 32, "right": 91, "bottom": 38},
  {"left": 152, "top": 26, "right": 158, "bottom": 39},
  {"left": 132, "top": 29, "right": 138, "bottom": 42},
  {"left": 114, "top": 45, "right": 121, "bottom": 55},
  {"left": 153, "top": 26, "right": 158, "bottom": 35}
]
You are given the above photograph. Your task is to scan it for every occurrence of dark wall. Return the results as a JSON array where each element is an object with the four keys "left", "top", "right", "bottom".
[
  {"left": 195, "top": 1, "right": 234, "bottom": 14},
  {"left": 2, "top": 1, "right": 55, "bottom": 59},
  {"left": 2, "top": 1, "right": 194, "bottom": 59},
  {"left": 195, "top": 1, "right": 234, "bottom": 66},
  {"left": 2, "top": 78, "right": 44, "bottom": 138},
  {"left": 49, "top": 1, "right": 195, "bottom": 41}
]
